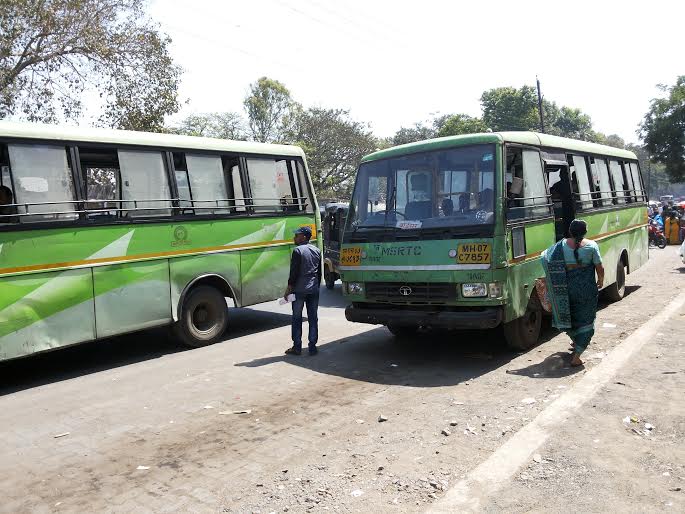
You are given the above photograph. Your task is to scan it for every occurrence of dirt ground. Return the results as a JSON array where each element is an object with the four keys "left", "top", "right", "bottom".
[{"left": 0, "top": 247, "right": 683, "bottom": 514}]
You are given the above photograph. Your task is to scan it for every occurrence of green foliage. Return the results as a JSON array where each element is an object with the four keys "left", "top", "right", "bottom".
[
  {"left": 171, "top": 112, "right": 246, "bottom": 140},
  {"left": 640, "top": 76, "right": 685, "bottom": 182},
  {"left": 436, "top": 114, "right": 487, "bottom": 137},
  {"left": 0, "top": 0, "right": 182, "bottom": 131},
  {"left": 284, "top": 107, "right": 378, "bottom": 198},
  {"left": 481, "top": 86, "right": 540, "bottom": 131},
  {"left": 391, "top": 123, "right": 437, "bottom": 146},
  {"left": 243, "top": 77, "right": 296, "bottom": 143}
]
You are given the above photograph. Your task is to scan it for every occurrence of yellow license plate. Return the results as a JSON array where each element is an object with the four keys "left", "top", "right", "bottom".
[
  {"left": 341, "top": 246, "right": 362, "bottom": 266},
  {"left": 457, "top": 243, "right": 491, "bottom": 264}
]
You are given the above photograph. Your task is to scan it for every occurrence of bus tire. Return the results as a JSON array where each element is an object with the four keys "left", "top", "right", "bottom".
[
  {"left": 503, "top": 301, "right": 542, "bottom": 351},
  {"left": 173, "top": 285, "right": 228, "bottom": 348},
  {"left": 605, "top": 260, "right": 626, "bottom": 302},
  {"left": 324, "top": 268, "right": 336, "bottom": 290},
  {"left": 387, "top": 324, "right": 418, "bottom": 338}
]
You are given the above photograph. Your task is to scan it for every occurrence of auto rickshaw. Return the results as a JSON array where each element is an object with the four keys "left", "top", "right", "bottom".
[{"left": 322, "top": 202, "right": 348, "bottom": 290}]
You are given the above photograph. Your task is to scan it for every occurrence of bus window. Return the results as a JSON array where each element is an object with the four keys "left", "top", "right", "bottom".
[
  {"left": 172, "top": 153, "right": 193, "bottom": 210},
  {"left": 80, "top": 147, "right": 120, "bottom": 217},
  {"left": 186, "top": 154, "right": 231, "bottom": 214},
  {"left": 620, "top": 162, "right": 635, "bottom": 203},
  {"left": 118, "top": 150, "right": 172, "bottom": 217},
  {"left": 246, "top": 158, "right": 300, "bottom": 213},
  {"left": 590, "top": 157, "right": 613, "bottom": 207},
  {"left": 294, "top": 160, "right": 313, "bottom": 213},
  {"left": 506, "top": 148, "right": 548, "bottom": 219},
  {"left": 608, "top": 160, "right": 626, "bottom": 204},
  {"left": 570, "top": 155, "right": 593, "bottom": 210},
  {"left": 223, "top": 156, "right": 245, "bottom": 213},
  {"left": 7, "top": 143, "right": 78, "bottom": 222},
  {"left": 629, "top": 162, "right": 644, "bottom": 201}
]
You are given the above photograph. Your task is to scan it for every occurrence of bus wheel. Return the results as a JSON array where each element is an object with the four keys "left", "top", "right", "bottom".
[
  {"left": 174, "top": 286, "right": 228, "bottom": 347},
  {"left": 605, "top": 260, "right": 626, "bottom": 302},
  {"left": 503, "top": 302, "right": 542, "bottom": 351},
  {"left": 387, "top": 324, "right": 418, "bottom": 338},
  {"left": 324, "top": 268, "right": 336, "bottom": 290}
]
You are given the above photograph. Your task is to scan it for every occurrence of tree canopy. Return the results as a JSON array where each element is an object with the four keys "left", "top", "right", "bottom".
[
  {"left": 0, "top": 0, "right": 182, "bottom": 131},
  {"left": 640, "top": 76, "right": 685, "bottom": 182},
  {"left": 243, "top": 77, "right": 296, "bottom": 143},
  {"left": 285, "top": 107, "right": 378, "bottom": 199},
  {"left": 170, "top": 112, "right": 246, "bottom": 140}
]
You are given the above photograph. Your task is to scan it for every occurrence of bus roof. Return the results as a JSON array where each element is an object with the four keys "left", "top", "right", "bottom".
[
  {"left": 362, "top": 132, "right": 638, "bottom": 163},
  {"left": 0, "top": 121, "right": 305, "bottom": 157}
]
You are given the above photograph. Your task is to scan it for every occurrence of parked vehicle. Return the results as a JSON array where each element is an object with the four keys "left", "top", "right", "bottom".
[{"left": 322, "top": 202, "right": 348, "bottom": 289}]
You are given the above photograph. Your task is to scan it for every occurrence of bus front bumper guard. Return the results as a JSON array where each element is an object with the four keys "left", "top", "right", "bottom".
[{"left": 345, "top": 305, "right": 503, "bottom": 330}]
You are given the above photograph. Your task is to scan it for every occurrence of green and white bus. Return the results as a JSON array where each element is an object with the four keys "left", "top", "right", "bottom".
[
  {"left": 0, "top": 122, "right": 319, "bottom": 361},
  {"left": 340, "top": 132, "right": 647, "bottom": 349}
]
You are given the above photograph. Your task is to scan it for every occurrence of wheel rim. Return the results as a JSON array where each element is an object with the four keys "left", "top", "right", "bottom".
[
  {"left": 192, "top": 301, "right": 217, "bottom": 332},
  {"left": 617, "top": 266, "right": 626, "bottom": 295}
]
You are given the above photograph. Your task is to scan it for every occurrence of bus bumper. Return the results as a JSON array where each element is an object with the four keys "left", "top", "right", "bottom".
[{"left": 345, "top": 304, "right": 503, "bottom": 330}]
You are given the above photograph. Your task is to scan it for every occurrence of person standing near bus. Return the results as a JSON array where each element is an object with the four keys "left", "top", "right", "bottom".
[
  {"left": 541, "top": 219, "right": 605, "bottom": 367},
  {"left": 284, "top": 226, "right": 322, "bottom": 356}
]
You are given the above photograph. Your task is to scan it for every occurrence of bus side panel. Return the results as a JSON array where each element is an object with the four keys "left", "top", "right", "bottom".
[
  {"left": 0, "top": 269, "right": 95, "bottom": 360},
  {"left": 504, "top": 220, "right": 555, "bottom": 322},
  {"left": 93, "top": 260, "right": 172, "bottom": 338},
  {"left": 169, "top": 253, "right": 241, "bottom": 316},
  {"left": 240, "top": 246, "right": 293, "bottom": 307}
]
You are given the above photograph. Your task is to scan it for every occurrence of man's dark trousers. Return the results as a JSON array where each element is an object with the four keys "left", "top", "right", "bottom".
[{"left": 291, "top": 291, "right": 319, "bottom": 352}]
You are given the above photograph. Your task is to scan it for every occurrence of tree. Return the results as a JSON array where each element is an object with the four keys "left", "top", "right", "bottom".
[
  {"left": 436, "top": 113, "right": 487, "bottom": 137},
  {"left": 480, "top": 86, "right": 540, "bottom": 132},
  {"left": 0, "top": 0, "right": 182, "bottom": 131},
  {"left": 171, "top": 112, "right": 246, "bottom": 140},
  {"left": 550, "top": 106, "right": 595, "bottom": 141},
  {"left": 285, "top": 107, "right": 377, "bottom": 199},
  {"left": 391, "top": 122, "right": 436, "bottom": 146},
  {"left": 243, "top": 76, "right": 296, "bottom": 143},
  {"left": 640, "top": 76, "right": 685, "bottom": 182}
]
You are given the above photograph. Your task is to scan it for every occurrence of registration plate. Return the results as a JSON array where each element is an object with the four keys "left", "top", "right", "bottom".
[
  {"left": 341, "top": 246, "right": 362, "bottom": 266},
  {"left": 457, "top": 243, "right": 491, "bottom": 264}
]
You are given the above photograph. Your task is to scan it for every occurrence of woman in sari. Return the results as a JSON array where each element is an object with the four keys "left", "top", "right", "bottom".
[{"left": 541, "top": 219, "right": 605, "bottom": 367}]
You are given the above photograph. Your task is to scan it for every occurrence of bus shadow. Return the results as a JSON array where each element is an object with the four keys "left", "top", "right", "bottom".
[
  {"left": 235, "top": 324, "right": 562, "bottom": 388},
  {"left": 0, "top": 308, "right": 293, "bottom": 396},
  {"left": 317, "top": 283, "right": 348, "bottom": 308}
]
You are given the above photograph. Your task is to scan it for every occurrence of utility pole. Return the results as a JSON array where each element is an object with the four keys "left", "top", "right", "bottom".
[{"left": 536, "top": 76, "right": 545, "bottom": 133}]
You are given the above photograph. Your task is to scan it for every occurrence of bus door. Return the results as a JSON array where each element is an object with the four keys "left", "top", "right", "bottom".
[{"left": 542, "top": 152, "right": 575, "bottom": 241}]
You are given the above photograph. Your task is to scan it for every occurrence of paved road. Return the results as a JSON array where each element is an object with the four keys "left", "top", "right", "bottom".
[{"left": 0, "top": 248, "right": 683, "bottom": 513}]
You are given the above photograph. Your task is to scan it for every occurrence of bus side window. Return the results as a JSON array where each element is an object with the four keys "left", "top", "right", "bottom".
[
  {"left": 172, "top": 153, "right": 193, "bottom": 212},
  {"left": 245, "top": 157, "right": 300, "bottom": 214},
  {"left": 80, "top": 147, "right": 121, "bottom": 218},
  {"left": 620, "top": 161, "right": 635, "bottom": 203},
  {"left": 117, "top": 150, "right": 172, "bottom": 217},
  {"left": 628, "top": 162, "right": 645, "bottom": 201},
  {"left": 608, "top": 160, "right": 627, "bottom": 204},
  {"left": 590, "top": 157, "right": 613, "bottom": 207},
  {"left": 7, "top": 143, "right": 78, "bottom": 223},
  {"left": 0, "top": 145, "right": 17, "bottom": 223},
  {"left": 185, "top": 153, "right": 232, "bottom": 214},
  {"left": 223, "top": 156, "right": 245, "bottom": 213},
  {"left": 506, "top": 148, "right": 548, "bottom": 219},
  {"left": 570, "top": 155, "right": 593, "bottom": 211}
]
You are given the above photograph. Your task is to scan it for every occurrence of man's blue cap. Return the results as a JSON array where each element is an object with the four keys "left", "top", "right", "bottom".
[{"left": 294, "top": 226, "right": 312, "bottom": 238}]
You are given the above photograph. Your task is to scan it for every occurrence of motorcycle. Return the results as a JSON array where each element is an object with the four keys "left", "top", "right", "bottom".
[{"left": 648, "top": 221, "right": 668, "bottom": 249}]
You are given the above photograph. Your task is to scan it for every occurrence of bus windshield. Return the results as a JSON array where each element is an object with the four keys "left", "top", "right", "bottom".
[{"left": 347, "top": 144, "right": 496, "bottom": 232}]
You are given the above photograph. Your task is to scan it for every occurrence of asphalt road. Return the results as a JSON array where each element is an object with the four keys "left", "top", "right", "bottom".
[{"left": 0, "top": 247, "right": 683, "bottom": 513}]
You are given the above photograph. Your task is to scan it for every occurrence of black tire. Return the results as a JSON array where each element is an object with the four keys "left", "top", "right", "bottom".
[
  {"left": 657, "top": 235, "right": 667, "bottom": 249},
  {"left": 605, "top": 260, "right": 626, "bottom": 302},
  {"left": 173, "top": 285, "right": 228, "bottom": 347},
  {"left": 324, "top": 268, "right": 336, "bottom": 290},
  {"left": 387, "top": 324, "right": 418, "bottom": 338},
  {"left": 503, "top": 301, "right": 542, "bottom": 351}
]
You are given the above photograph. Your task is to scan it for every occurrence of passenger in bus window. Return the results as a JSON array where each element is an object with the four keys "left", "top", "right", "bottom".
[
  {"left": 440, "top": 198, "right": 454, "bottom": 217},
  {"left": 0, "top": 185, "right": 18, "bottom": 222}
]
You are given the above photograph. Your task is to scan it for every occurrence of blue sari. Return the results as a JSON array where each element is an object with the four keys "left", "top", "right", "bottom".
[{"left": 541, "top": 240, "right": 598, "bottom": 354}]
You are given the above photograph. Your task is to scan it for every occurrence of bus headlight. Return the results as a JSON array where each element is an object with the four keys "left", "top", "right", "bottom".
[
  {"left": 346, "top": 282, "right": 364, "bottom": 294},
  {"left": 488, "top": 282, "right": 503, "bottom": 298},
  {"left": 462, "top": 283, "right": 487, "bottom": 298}
]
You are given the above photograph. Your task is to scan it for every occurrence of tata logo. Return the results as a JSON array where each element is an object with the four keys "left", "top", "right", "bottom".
[{"left": 398, "top": 286, "right": 413, "bottom": 296}]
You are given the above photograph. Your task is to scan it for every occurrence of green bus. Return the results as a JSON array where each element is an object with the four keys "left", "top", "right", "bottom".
[
  {"left": 0, "top": 122, "right": 319, "bottom": 361},
  {"left": 340, "top": 132, "right": 647, "bottom": 349}
]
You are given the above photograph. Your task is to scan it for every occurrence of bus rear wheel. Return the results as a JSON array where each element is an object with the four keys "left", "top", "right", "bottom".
[
  {"left": 604, "top": 260, "right": 626, "bottom": 302},
  {"left": 174, "top": 285, "right": 228, "bottom": 348},
  {"left": 503, "top": 301, "right": 542, "bottom": 351}
]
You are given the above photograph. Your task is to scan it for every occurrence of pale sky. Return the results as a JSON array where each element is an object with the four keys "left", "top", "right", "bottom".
[{"left": 149, "top": 0, "right": 684, "bottom": 144}]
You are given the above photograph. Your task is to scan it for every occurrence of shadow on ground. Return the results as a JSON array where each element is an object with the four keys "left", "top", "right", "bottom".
[{"left": 0, "top": 308, "right": 292, "bottom": 396}]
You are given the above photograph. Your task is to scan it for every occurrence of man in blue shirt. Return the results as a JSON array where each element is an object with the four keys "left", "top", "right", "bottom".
[{"left": 284, "top": 226, "right": 322, "bottom": 356}]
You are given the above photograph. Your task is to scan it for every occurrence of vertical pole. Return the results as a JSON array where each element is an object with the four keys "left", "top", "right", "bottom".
[
  {"left": 536, "top": 76, "right": 545, "bottom": 133},
  {"left": 647, "top": 156, "right": 651, "bottom": 201}
]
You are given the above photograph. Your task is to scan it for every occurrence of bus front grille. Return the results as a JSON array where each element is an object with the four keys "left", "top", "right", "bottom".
[{"left": 365, "top": 282, "right": 456, "bottom": 304}]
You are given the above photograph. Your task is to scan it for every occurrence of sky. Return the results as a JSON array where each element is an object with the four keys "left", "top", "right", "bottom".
[{"left": 149, "top": 0, "right": 684, "bottom": 144}]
